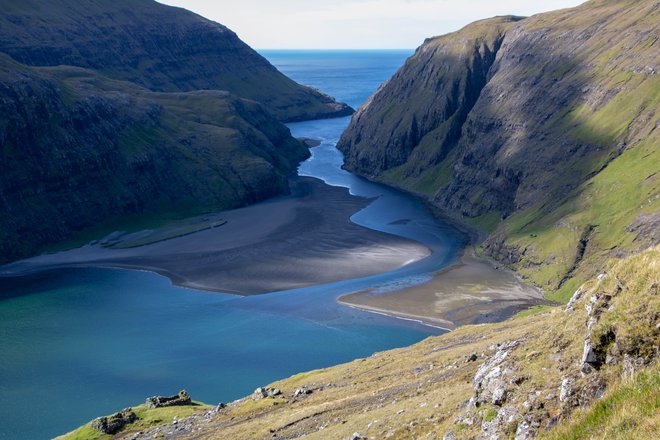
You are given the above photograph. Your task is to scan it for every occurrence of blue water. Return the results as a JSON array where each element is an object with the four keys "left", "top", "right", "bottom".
[{"left": 0, "top": 51, "right": 464, "bottom": 439}]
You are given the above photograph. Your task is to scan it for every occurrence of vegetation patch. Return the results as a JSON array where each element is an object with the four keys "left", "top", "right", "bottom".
[{"left": 57, "top": 401, "right": 212, "bottom": 440}]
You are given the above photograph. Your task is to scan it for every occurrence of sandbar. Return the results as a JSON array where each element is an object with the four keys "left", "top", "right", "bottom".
[
  {"left": 0, "top": 177, "right": 430, "bottom": 295},
  {"left": 339, "top": 248, "right": 552, "bottom": 329}
]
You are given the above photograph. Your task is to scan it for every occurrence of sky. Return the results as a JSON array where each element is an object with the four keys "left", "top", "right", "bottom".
[{"left": 158, "top": 0, "right": 586, "bottom": 49}]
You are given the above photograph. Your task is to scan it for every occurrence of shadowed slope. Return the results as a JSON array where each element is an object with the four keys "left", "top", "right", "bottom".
[
  {"left": 0, "top": 0, "right": 353, "bottom": 121},
  {"left": 0, "top": 54, "right": 309, "bottom": 263},
  {"left": 338, "top": 0, "right": 659, "bottom": 300}
]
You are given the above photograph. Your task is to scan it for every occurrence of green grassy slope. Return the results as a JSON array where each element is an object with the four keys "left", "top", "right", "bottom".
[
  {"left": 59, "top": 246, "right": 660, "bottom": 439},
  {"left": 0, "top": 54, "right": 309, "bottom": 263},
  {"left": 0, "top": 0, "right": 353, "bottom": 122},
  {"left": 338, "top": 0, "right": 659, "bottom": 300}
]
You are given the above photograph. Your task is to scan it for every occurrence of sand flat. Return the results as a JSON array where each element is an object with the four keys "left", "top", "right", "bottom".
[
  {"left": 339, "top": 249, "right": 551, "bottom": 329},
  {"left": 0, "top": 177, "right": 431, "bottom": 295}
]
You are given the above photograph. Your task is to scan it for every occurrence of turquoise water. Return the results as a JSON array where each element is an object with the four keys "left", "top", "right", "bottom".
[{"left": 0, "top": 51, "right": 465, "bottom": 439}]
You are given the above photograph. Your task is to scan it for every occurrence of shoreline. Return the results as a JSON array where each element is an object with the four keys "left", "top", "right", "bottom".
[
  {"left": 339, "top": 245, "right": 552, "bottom": 330},
  {"left": 0, "top": 176, "right": 431, "bottom": 295},
  {"left": 1, "top": 165, "right": 550, "bottom": 330},
  {"left": 334, "top": 169, "right": 551, "bottom": 329}
]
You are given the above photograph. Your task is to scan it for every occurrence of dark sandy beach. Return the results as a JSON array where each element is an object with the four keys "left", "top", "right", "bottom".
[
  {"left": 339, "top": 249, "right": 551, "bottom": 329},
  {"left": 0, "top": 177, "right": 430, "bottom": 295}
]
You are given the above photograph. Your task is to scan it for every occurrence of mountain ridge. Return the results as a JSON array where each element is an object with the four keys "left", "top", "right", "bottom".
[
  {"left": 338, "top": 0, "right": 659, "bottom": 301},
  {"left": 0, "top": 0, "right": 354, "bottom": 122},
  {"left": 0, "top": 0, "right": 358, "bottom": 262}
]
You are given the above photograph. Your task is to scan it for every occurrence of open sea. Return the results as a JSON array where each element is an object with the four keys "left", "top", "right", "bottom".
[{"left": 0, "top": 50, "right": 466, "bottom": 439}]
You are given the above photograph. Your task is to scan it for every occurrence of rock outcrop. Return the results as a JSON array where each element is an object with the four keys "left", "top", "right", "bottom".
[
  {"left": 338, "top": 0, "right": 659, "bottom": 297},
  {"left": 90, "top": 408, "right": 137, "bottom": 434},
  {"left": 0, "top": 0, "right": 352, "bottom": 122}
]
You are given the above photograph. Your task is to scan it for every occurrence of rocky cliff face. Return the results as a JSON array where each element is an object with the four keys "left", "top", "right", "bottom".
[
  {"left": 0, "top": 0, "right": 353, "bottom": 122},
  {"left": 338, "top": 0, "right": 659, "bottom": 300},
  {"left": 0, "top": 55, "right": 309, "bottom": 263}
]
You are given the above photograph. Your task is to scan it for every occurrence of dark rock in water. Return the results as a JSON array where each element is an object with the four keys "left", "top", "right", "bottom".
[
  {"left": 146, "top": 390, "right": 192, "bottom": 408},
  {"left": 298, "top": 137, "right": 323, "bottom": 148},
  {"left": 91, "top": 407, "right": 137, "bottom": 434}
]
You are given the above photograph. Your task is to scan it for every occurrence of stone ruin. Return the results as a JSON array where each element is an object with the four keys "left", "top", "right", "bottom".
[
  {"left": 145, "top": 390, "right": 192, "bottom": 408},
  {"left": 91, "top": 408, "right": 137, "bottom": 434}
]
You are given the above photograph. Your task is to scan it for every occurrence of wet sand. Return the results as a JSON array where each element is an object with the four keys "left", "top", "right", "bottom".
[
  {"left": 339, "top": 249, "right": 552, "bottom": 329},
  {"left": 0, "top": 177, "right": 430, "bottom": 295}
]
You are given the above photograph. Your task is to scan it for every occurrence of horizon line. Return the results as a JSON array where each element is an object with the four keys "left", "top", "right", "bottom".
[{"left": 256, "top": 48, "right": 416, "bottom": 51}]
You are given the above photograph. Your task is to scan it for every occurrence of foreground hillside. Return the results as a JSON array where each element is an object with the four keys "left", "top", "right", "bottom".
[
  {"left": 0, "top": 54, "right": 309, "bottom": 263},
  {"left": 338, "top": 0, "right": 659, "bottom": 302},
  {"left": 60, "top": 246, "right": 659, "bottom": 439},
  {"left": 0, "top": 0, "right": 352, "bottom": 122}
]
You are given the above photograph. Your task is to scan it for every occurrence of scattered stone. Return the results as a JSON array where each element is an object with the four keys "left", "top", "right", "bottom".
[
  {"left": 565, "top": 287, "right": 585, "bottom": 312},
  {"left": 515, "top": 419, "right": 535, "bottom": 440},
  {"left": 91, "top": 408, "right": 137, "bottom": 434},
  {"left": 581, "top": 340, "right": 599, "bottom": 369},
  {"left": 294, "top": 387, "right": 312, "bottom": 397},
  {"left": 443, "top": 431, "right": 456, "bottom": 440},
  {"left": 146, "top": 390, "right": 192, "bottom": 408},
  {"left": 559, "top": 378, "right": 575, "bottom": 403},
  {"left": 492, "top": 386, "right": 507, "bottom": 405},
  {"left": 481, "top": 404, "right": 519, "bottom": 439},
  {"left": 473, "top": 340, "right": 522, "bottom": 406},
  {"left": 253, "top": 387, "right": 282, "bottom": 399}
]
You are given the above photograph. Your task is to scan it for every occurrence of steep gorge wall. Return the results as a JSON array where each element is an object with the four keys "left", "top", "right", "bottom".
[
  {"left": 338, "top": 16, "right": 520, "bottom": 181},
  {"left": 338, "top": 0, "right": 659, "bottom": 300},
  {"left": 0, "top": 57, "right": 309, "bottom": 263}
]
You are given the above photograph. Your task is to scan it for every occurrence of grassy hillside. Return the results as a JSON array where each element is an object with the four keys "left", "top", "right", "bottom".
[
  {"left": 59, "top": 246, "right": 659, "bottom": 439},
  {"left": 0, "top": 54, "right": 309, "bottom": 263},
  {"left": 0, "top": 0, "right": 353, "bottom": 121},
  {"left": 338, "top": 0, "right": 659, "bottom": 301}
]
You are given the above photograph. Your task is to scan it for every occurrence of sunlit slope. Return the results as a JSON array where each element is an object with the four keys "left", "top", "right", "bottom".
[{"left": 338, "top": 0, "right": 659, "bottom": 301}]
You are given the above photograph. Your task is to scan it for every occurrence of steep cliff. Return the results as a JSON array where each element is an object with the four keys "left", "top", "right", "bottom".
[
  {"left": 338, "top": 0, "right": 659, "bottom": 301},
  {"left": 0, "top": 54, "right": 309, "bottom": 263},
  {"left": 0, "top": 0, "right": 353, "bottom": 122}
]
